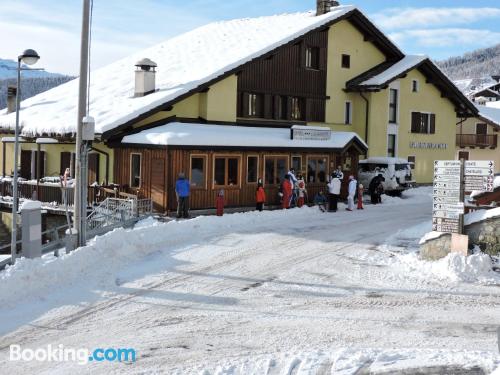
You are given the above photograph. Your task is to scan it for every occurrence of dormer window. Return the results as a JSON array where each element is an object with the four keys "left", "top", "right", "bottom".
[
  {"left": 412, "top": 80, "right": 419, "bottom": 92},
  {"left": 305, "top": 46, "right": 320, "bottom": 70}
]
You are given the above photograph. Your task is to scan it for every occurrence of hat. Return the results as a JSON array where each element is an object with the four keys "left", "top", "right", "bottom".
[
  {"left": 349, "top": 175, "right": 354, "bottom": 180},
  {"left": 178, "top": 172, "right": 185, "bottom": 178}
]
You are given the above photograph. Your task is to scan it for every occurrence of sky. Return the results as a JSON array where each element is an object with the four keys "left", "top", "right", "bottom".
[{"left": 0, "top": 0, "right": 499, "bottom": 75}]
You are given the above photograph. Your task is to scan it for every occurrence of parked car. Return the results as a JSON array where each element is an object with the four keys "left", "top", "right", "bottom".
[{"left": 358, "top": 157, "right": 415, "bottom": 196}]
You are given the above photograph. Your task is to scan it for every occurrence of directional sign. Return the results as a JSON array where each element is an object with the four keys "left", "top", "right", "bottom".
[
  {"left": 433, "top": 210, "right": 460, "bottom": 219},
  {"left": 434, "top": 167, "right": 461, "bottom": 175},
  {"left": 435, "top": 160, "right": 461, "bottom": 168},
  {"left": 433, "top": 188, "right": 460, "bottom": 197},
  {"left": 432, "top": 218, "right": 460, "bottom": 233},
  {"left": 464, "top": 167, "right": 494, "bottom": 176},
  {"left": 465, "top": 160, "right": 494, "bottom": 169},
  {"left": 433, "top": 181, "right": 461, "bottom": 190},
  {"left": 433, "top": 202, "right": 464, "bottom": 213},
  {"left": 433, "top": 196, "right": 462, "bottom": 204},
  {"left": 464, "top": 160, "right": 495, "bottom": 192},
  {"left": 434, "top": 174, "right": 461, "bottom": 182}
]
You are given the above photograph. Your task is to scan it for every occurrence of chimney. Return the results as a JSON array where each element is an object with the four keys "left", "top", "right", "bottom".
[
  {"left": 134, "top": 58, "right": 157, "bottom": 97},
  {"left": 7, "top": 86, "right": 17, "bottom": 114},
  {"left": 316, "top": 0, "right": 339, "bottom": 16}
]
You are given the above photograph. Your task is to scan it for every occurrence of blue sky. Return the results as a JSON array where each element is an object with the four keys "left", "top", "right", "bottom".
[{"left": 1, "top": 0, "right": 499, "bottom": 75}]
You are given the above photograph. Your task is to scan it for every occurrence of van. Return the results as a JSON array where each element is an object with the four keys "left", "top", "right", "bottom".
[{"left": 358, "top": 157, "right": 415, "bottom": 196}]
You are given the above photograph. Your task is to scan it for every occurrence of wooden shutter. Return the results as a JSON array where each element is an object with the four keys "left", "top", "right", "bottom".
[
  {"left": 20, "top": 150, "right": 32, "bottom": 179},
  {"left": 429, "top": 114, "right": 436, "bottom": 134},
  {"left": 411, "top": 112, "right": 421, "bottom": 133},
  {"left": 300, "top": 42, "right": 306, "bottom": 68},
  {"left": 88, "top": 153, "right": 100, "bottom": 184},
  {"left": 60, "top": 152, "right": 71, "bottom": 175},
  {"left": 273, "top": 95, "right": 280, "bottom": 120},
  {"left": 35, "top": 151, "right": 45, "bottom": 179},
  {"left": 319, "top": 48, "right": 326, "bottom": 71},
  {"left": 241, "top": 92, "right": 249, "bottom": 117},
  {"left": 305, "top": 98, "right": 313, "bottom": 122},
  {"left": 286, "top": 97, "right": 292, "bottom": 120},
  {"left": 264, "top": 94, "right": 273, "bottom": 119}
]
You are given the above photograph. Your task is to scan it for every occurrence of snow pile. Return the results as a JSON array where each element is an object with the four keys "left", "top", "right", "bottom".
[
  {"left": 418, "top": 231, "right": 445, "bottom": 244},
  {"left": 464, "top": 207, "right": 500, "bottom": 225}
]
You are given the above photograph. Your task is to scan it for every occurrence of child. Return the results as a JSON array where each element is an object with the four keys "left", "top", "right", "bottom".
[
  {"left": 282, "top": 175, "right": 292, "bottom": 209},
  {"left": 256, "top": 180, "right": 266, "bottom": 211},
  {"left": 357, "top": 183, "right": 364, "bottom": 210},
  {"left": 297, "top": 174, "right": 307, "bottom": 208},
  {"left": 313, "top": 191, "right": 327, "bottom": 212}
]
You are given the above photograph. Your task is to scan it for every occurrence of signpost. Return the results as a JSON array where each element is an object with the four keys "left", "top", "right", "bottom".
[{"left": 432, "top": 159, "right": 495, "bottom": 234}]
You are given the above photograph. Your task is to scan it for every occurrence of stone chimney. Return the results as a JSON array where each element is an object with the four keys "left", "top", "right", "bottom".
[
  {"left": 134, "top": 58, "right": 157, "bottom": 97},
  {"left": 316, "top": 0, "right": 340, "bottom": 16},
  {"left": 7, "top": 86, "right": 17, "bottom": 114}
]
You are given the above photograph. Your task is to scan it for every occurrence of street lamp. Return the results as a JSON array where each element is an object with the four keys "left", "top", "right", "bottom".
[{"left": 11, "top": 49, "right": 40, "bottom": 264}]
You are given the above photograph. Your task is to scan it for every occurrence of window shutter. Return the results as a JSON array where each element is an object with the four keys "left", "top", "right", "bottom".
[
  {"left": 60, "top": 152, "right": 71, "bottom": 175},
  {"left": 305, "top": 98, "right": 313, "bottom": 122},
  {"left": 264, "top": 94, "right": 273, "bottom": 119},
  {"left": 286, "top": 97, "right": 293, "bottom": 120},
  {"left": 411, "top": 112, "right": 420, "bottom": 133},
  {"left": 319, "top": 48, "right": 326, "bottom": 71},
  {"left": 300, "top": 42, "right": 306, "bottom": 68},
  {"left": 430, "top": 114, "right": 436, "bottom": 134},
  {"left": 20, "top": 150, "right": 32, "bottom": 179},
  {"left": 35, "top": 151, "right": 46, "bottom": 179},
  {"left": 273, "top": 95, "right": 280, "bottom": 120},
  {"left": 241, "top": 92, "right": 249, "bottom": 117},
  {"left": 88, "top": 153, "right": 100, "bottom": 184}
]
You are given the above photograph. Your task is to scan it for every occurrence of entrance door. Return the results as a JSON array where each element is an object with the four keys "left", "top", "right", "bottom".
[
  {"left": 151, "top": 158, "right": 166, "bottom": 212},
  {"left": 476, "top": 123, "right": 487, "bottom": 145}
]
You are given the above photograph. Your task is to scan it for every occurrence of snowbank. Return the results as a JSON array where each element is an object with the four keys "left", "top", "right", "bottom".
[{"left": 464, "top": 207, "right": 500, "bottom": 226}]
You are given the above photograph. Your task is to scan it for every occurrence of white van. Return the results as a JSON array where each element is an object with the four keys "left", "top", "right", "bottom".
[{"left": 358, "top": 157, "right": 415, "bottom": 195}]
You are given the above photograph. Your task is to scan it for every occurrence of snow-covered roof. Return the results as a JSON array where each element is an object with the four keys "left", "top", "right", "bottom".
[
  {"left": 0, "top": 6, "right": 357, "bottom": 137},
  {"left": 359, "top": 157, "right": 410, "bottom": 165},
  {"left": 357, "top": 55, "right": 427, "bottom": 86},
  {"left": 477, "top": 105, "right": 500, "bottom": 128},
  {"left": 122, "top": 122, "right": 367, "bottom": 150},
  {"left": 464, "top": 207, "right": 500, "bottom": 226}
]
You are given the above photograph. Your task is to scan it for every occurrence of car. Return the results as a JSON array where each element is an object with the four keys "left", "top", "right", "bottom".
[{"left": 358, "top": 157, "right": 415, "bottom": 196}]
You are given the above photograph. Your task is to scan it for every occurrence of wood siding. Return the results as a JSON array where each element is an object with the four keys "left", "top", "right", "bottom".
[
  {"left": 237, "top": 30, "right": 328, "bottom": 123},
  {"left": 114, "top": 146, "right": 360, "bottom": 212}
]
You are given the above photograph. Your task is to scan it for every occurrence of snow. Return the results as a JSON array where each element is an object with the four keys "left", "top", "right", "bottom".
[
  {"left": 358, "top": 55, "right": 427, "bottom": 86},
  {"left": 19, "top": 200, "right": 41, "bottom": 211},
  {"left": 419, "top": 230, "right": 445, "bottom": 244},
  {"left": 464, "top": 207, "right": 500, "bottom": 226},
  {"left": 0, "top": 136, "right": 27, "bottom": 143},
  {"left": 122, "top": 122, "right": 367, "bottom": 149},
  {"left": 478, "top": 104, "right": 500, "bottom": 128},
  {"left": 488, "top": 100, "right": 500, "bottom": 109},
  {"left": 359, "top": 156, "right": 409, "bottom": 165},
  {"left": 0, "top": 6, "right": 356, "bottom": 136},
  {"left": 1, "top": 186, "right": 499, "bottom": 374}
]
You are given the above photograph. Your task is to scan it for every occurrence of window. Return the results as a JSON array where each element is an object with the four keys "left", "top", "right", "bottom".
[
  {"left": 245, "top": 93, "right": 263, "bottom": 117},
  {"left": 344, "top": 101, "right": 352, "bottom": 125},
  {"left": 305, "top": 46, "right": 320, "bottom": 70},
  {"left": 190, "top": 155, "right": 206, "bottom": 188},
  {"left": 291, "top": 97, "right": 303, "bottom": 120},
  {"left": 274, "top": 95, "right": 288, "bottom": 120},
  {"left": 412, "top": 80, "right": 419, "bottom": 93},
  {"left": 341, "top": 54, "right": 350, "bottom": 68},
  {"left": 389, "top": 89, "right": 398, "bottom": 123},
  {"left": 411, "top": 112, "right": 435, "bottom": 134},
  {"left": 458, "top": 151, "right": 469, "bottom": 161},
  {"left": 265, "top": 156, "right": 288, "bottom": 185},
  {"left": 247, "top": 156, "right": 258, "bottom": 183},
  {"left": 130, "top": 154, "right": 141, "bottom": 188},
  {"left": 407, "top": 156, "right": 415, "bottom": 170},
  {"left": 307, "top": 157, "right": 327, "bottom": 183},
  {"left": 214, "top": 156, "right": 240, "bottom": 187},
  {"left": 387, "top": 134, "right": 396, "bottom": 157},
  {"left": 291, "top": 156, "right": 302, "bottom": 173}
]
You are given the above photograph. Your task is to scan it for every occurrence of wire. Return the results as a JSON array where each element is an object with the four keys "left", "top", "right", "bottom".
[{"left": 87, "top": 0, "right": 94, "bottom": 115}]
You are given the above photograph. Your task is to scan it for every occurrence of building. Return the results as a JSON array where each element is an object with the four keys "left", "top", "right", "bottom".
[
  {"left": 0, "top": 1, "right": 478, "bottom": 211},
  {"left": 456, "top": 105, "right": 500, "bottom": 170}
]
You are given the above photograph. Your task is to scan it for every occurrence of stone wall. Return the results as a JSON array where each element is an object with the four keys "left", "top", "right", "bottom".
[{"left": 420, "top": 216, "right": 499, "bottom": 260}]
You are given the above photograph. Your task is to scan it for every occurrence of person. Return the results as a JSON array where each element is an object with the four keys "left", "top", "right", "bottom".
[
  {"left": 376, "top": 180, "right": 384, "bottom": 204},
  {"left": 313, "top": 191, "right": 327, "bottom": 212},
  {"left": 282, "top": 174, "right": 293, "bottom": 209},
  {"left": 297, "top": 174, "right": 307, "bottom": 208},
  {"left": 327, "top": 172, "right": 341, "bottom": 212},
  {"left": 175, "top": 172, "right": 190, "bottom": 218},
  {"left": 357, "top": 183, "right": 364, "bottom": 210},
  {"left": 347, "top": 175, "right": 357, "bottom": 211},
  {"left": 336, "top": 166, "right": 344, "bottom": 181},
  {"left": 287, "top": 168, "right": 298, "bottom": 188},
  {"left": 369, "top": 174, "right": 384, "bottom": 204},
  {"left": 256, "top": 179, "right": 266, "bottom": 211}
]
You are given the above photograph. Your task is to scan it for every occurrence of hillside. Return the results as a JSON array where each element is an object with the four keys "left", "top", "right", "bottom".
[
  {"left": 0, "top": 58, "right": 74, "bottom": 110},
  {"left": 437, "top": 44, "right": 500, "bottom": 81}
]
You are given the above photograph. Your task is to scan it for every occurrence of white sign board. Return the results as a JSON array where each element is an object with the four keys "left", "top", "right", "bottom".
[
  {"left": 464, "top": 160, "right": 494, "bottom": 192},
  {"left": 432, "top": 160, "right": 463, "bottom": 234}
]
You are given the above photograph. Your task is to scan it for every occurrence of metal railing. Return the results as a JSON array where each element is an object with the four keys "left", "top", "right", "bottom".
[{"left": 456, "top": 134, "right": 498, "bottom": 148}]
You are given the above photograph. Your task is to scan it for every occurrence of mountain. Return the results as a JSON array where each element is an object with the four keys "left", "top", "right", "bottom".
[
  {"left": 0, "top": 58, "right": 74, "bottom": 110},
  {"left": 437, "top": 44, "right": 500, "bottom": 81}
]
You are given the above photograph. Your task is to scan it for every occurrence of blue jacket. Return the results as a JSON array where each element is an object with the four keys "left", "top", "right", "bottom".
[{"left": 176, "top": 178, "right": 190, "bottom": 198}]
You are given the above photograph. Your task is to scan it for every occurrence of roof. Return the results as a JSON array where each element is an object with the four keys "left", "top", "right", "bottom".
[
  {"left": 121, "top": 122, "right": 368, "bottom": 152},
  {"left": 347, "top": 57, "right": 478, "bottom": 117},
  {"left": 477, "top": 105, "right": 500, "bottom": 129},
  {"left": 0, "top": 6, "right": 367, "bottom": 137},
  {"left": 359, "top": 157, "right": 410, "bottom": 165}
]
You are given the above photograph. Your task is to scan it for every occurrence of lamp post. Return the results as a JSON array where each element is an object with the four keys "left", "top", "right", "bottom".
[{"left": 11, "top": 49, "right": 40, "bottom": 264}]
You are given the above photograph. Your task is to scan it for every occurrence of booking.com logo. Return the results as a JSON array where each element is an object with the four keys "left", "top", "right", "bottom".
[{"left": 9, "top": 344, "right": 136, "bottom": 365}]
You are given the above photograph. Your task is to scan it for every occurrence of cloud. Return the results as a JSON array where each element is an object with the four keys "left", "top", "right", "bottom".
[
  {"left": 389, "top": 28, "right": 500, "bottom": 49},
  {"left": 372, "top": 7, "right": 500, "bottom": 30}
]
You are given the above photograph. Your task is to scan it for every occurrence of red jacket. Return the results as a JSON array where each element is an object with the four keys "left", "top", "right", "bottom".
[{"left": 256, "top": 187, "right": 266, "bottom": 203}]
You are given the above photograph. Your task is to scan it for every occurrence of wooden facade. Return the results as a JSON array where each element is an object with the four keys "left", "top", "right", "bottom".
[
  {"left": 237, "top": 29, "right": 328, "bottom": 123},
  {"left": 114, "top": 145, "right": 361, "bottom": 212}
]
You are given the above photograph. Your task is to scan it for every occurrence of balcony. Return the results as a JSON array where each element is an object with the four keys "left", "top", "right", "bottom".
[{"left": 456, "top": 134, "right": 497, "bottom": 149}]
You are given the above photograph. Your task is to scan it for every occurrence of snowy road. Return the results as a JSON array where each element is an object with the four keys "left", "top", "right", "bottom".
[{"left": 0, "top": 188, "right": 499, "bottom": 374}]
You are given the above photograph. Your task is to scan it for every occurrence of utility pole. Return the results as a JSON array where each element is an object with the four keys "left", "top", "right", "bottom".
[{"left": 73, "top": 0, "right": 91, "bottom": 248}]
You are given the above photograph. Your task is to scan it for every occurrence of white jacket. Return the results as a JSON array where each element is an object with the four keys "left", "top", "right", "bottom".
[
  {"left": 348, "top": 179, "right": 357, "bottom": 197},
  {"left": 327, "top": 178, "right": 341, "bottom": 195}
]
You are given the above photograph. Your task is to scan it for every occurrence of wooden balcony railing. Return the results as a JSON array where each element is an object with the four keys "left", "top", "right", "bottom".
[{"left": 456, "top": 134, "right": 497, "bottom": 148}]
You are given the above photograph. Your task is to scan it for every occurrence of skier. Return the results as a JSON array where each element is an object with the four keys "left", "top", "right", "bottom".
[
  {"left": 175, "top": 172, "right": 190, "bottom": 218},
  {"left": 313, "top": 191, "right": 327, "bottom": 212},
  {"left": 357, "top": 183, "right": 364, "bottom": 210},
  {"left": 256, "top": 179, "right": 266, "bottom": 211},
  {"left": 296, "top": 174, "right": 307, "bottom": 208},
  {"left": 327, "top": 172, "right": 341, "bottom": 212},
  {"left": 346, "top": 175, "right": 357, "bottom": 211},
  {"left": 282, "top": 175, "right": 293, "bottom": 209}
]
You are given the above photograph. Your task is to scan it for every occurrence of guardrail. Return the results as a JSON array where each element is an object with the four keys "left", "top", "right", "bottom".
[{"left": 456, "top": 134, "right": 498, "bottom": 148}]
